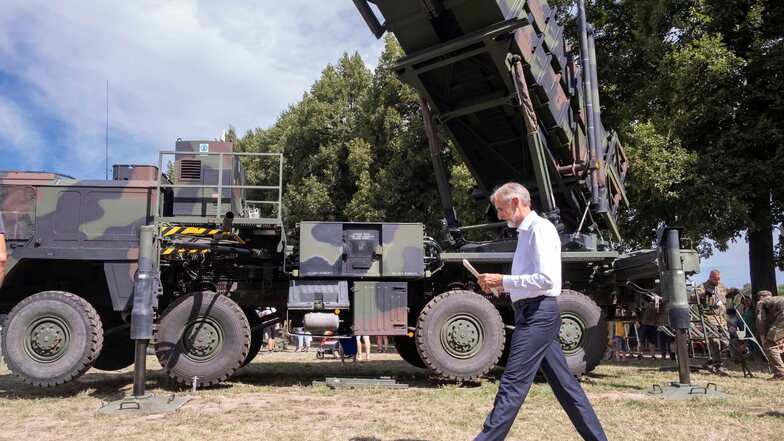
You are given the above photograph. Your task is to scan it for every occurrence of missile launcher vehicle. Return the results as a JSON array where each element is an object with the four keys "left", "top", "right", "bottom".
[{"left": 0, "top": 0, "right": 699, "bottom": 388}]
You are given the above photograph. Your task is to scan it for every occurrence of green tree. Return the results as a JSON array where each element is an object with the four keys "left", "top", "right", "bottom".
[
  {"left": 356, "top": 35, "right": 490, "bottom": 239},
  {"left": 553, "top": 0, "right": 783, "bottom": 294},
  {"left": 235, "top": 52, "right": 373, "bottom": 226},
  {"left": 234, "top": 36, "right": 489, "bottom": 243}
]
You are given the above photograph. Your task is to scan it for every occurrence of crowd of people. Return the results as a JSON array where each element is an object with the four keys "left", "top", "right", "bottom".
[
  {"left": 256, "top": 316, "right": 393, "bottom": 361},
  {"left": 607, "top": 314, "right": 677, "bottom": 364},
  {"left": 606, "top": 269, "right": 784, "bottom": 381}
]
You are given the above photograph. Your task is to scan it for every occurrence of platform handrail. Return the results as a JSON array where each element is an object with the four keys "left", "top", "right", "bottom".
[{"left": 155, "top": 150, "right": 283, "bottom": 223}]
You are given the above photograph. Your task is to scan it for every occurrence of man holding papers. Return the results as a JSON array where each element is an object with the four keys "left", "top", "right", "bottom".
[{"left": 472, "top": 182, "right": 606, "bottom": 441}]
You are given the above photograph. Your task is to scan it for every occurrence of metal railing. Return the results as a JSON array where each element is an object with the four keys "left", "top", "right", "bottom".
[{"left": 155, "top": 150, "right": 283, "bottom": 224}]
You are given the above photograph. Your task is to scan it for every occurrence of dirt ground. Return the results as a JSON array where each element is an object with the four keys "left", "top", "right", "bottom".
[{"left": 0, "top": 348, "right": 782, "bottom": 441}]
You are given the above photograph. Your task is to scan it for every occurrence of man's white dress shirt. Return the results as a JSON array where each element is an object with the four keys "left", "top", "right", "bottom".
[{"left": 502, "top": 211, "right": 562, "bottom": 302}]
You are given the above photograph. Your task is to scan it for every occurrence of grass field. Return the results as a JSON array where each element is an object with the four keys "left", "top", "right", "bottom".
[{"left": 1, "top": 349, "right": 782, "bottom": 441}]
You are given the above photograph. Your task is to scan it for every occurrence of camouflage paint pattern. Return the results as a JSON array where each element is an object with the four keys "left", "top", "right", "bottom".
[
  {"left": 352, "top": 281, "right": 408, "bottom": 336},
  {"left": 756, "top": 295, "right": 784, "bottom": 342},
  {"left": 381, "top": 223, "right": 425, "bottom": 277},
  {"left": 756, "top": 295, "right": 784, "bottom": 376},
  {"left": 299, "top": 222, "right": 344, "bottom": 277},
  {"left": 113, "top": 165, "right": 159, "bottom": 181},
  {"left": 298, "top": 221, "right": 424, "bottom": 278},
  {"left": 0, "top": 169, "right": 158, "bottom": 310}
]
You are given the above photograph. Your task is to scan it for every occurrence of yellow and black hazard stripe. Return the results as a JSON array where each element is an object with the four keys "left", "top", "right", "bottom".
[
  {"left": 162, "top": 247, "right": 211, "bottom": 255},
  {"left": 161, "top": 226, "right": 230, "bottom": 237}
]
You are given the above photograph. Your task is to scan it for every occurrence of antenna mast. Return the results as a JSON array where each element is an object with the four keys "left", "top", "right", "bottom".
[{"left": 106, "top": 80, "right": 109, "bottom": 179}]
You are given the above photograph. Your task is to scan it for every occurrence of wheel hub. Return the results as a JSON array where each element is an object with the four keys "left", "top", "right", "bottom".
[
  {"left": 181, "top": 317, "right": 224, "bottom": 361},
  {"left": 25, "top": 317, "right": 70, "bottom": 362},
  {"left": 559, "top": 314, "right": 585, "bottom": 355},
  {"left": 441, "top": 314, "right": 484, "bottom": 359}
]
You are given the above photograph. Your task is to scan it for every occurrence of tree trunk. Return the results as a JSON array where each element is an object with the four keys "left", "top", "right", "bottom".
[{"left": 748, "top": 191, "right": 777, "bottom": 301}]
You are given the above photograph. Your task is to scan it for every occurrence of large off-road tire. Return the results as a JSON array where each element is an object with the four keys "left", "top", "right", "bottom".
[
  {"left": 556, "top": 290, "right": 606, "bottom": 377},
  {"left": 494, "top": 327, "right": 514, "bottom": 368},
  {"left": 416, "top": 290, "right": 505, "bottom": 380},
  {"left": 1, "top": 291, "right": 103, "bottom": 386},
  {"left": 242, "top": 308, "right": 263, "bottom": 367},
  {"left": 394, "top": 333, "right": 427, "bottom": 369},
  {"left": 155, "top": 291, "right": 250, "bottom": 387},
  {"left": 92, "top": 333, "right": 135, "bottom": 371}
]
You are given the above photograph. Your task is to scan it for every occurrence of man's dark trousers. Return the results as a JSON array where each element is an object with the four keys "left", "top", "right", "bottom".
[{"left": 474, "top": 297, "right": 607, "bottom": 441}]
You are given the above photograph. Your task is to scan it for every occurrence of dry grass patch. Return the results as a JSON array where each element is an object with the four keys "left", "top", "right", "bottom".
[{"left": 1, "top": 351, "right": 782, "bottom": 440}]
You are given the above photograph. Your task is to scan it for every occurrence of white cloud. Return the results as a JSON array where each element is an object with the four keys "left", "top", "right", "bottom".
[
  {"left": 0, "top": 97, "right": 44, "bottom": 169},
  {"left": 0, "top": 0, "right": 385, "bottom": 177}
]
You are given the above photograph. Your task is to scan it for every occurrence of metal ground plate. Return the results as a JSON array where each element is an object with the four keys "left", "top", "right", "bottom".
[
  {"left": 644, "top": 382, "right": 729, "bottom": 400},
  {"left": 96, "top": 394, "right": 190, "bottom": 415},
  {"left": 312, "top": 377, "right": 408, "bottom": 389}
]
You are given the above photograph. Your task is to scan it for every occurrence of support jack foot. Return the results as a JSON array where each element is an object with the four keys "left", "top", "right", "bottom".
[
  {"left": 644, "top": 382, "right": 729, "bottom": 400},
  {"left": 96, "top": 394, "right": 190, "bottom": 415}
]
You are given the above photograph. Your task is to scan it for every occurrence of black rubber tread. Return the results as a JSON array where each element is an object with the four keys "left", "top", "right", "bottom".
[
  {"left": 1, "top": 291, "right": 103, "bottom": 387},
  {"left": 241, "top": 308, "right": 263, "bottom": 367},
  {"left": 494, "top": 327, "right": 514, "bottom": 368},
  {"left": 155, "top": 291, "right": 250, "bottom": 387},
  {"left": 394, "top": 333, "right": 427, "bottom": 369},
  {"left": 92, "top": 333, "right": 135, "bottom": 371},
  {"left": 416, "top": 290, "right": 505, "bottom": 381},
  {"left": 557, "top": 290, "right": 607, "bottom": 377}
]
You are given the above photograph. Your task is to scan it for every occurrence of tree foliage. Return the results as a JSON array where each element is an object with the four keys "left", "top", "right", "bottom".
[
  {"left": 233, "top": 36, "right": 487, "bottom": 241},
  {"left": 233, "top": 1, "right": 782, "bottom": 290},
  {"left": 552, "top": 0, "right": 783, "bottom": 292}
]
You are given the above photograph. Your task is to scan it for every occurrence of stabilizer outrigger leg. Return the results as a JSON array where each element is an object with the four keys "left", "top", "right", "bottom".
[
  {"left": 97, "top": 225, "right": 190, "bottom": 415},
  {"left": 644, "top": 227, "right": 729, "bottom": 400}
]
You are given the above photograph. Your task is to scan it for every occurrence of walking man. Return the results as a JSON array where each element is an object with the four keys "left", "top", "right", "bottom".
[
  {"left": 756, "top": 290, "right": 784, "bottom": 381},
  {"left": 474, "top": 182, "right": 606, "bottom": 441}
]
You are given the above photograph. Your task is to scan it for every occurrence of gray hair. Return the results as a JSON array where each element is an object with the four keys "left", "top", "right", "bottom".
[{"left": 490, "top": 182, "right": 531, "bottom": 206}]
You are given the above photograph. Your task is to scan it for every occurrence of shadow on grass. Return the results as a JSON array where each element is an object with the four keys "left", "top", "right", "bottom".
[
  {"left": 584, "top": 372, "right": 614, "bottom": 379},
  {"left": 0, "top": 366, "right": 223, "bottom": 401},
  {"left": 760, "top": 411, "right": 784, "bottom": 419},
  {"left": 0, "top": 356, "right": 484, "bottom": 401},
  {"left": 231, "top": 359, "right": 480, "bottom": 389},
  {"left": 594, "top": 382, "right": 648, "bottom": 391},
  {"left": 0, "top": 371, "right": 132, "bottom": 401}
]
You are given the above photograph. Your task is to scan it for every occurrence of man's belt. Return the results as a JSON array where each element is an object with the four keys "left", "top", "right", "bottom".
[{"left": 512, "top": 296, "right": 557, "bottom": 310}]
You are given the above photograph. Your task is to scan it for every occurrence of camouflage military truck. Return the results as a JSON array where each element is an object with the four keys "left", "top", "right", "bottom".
[
  {"left": 0, "top": 0, "right": 699, "bottom": 388},
  {"left": 0, "top": 140, "right": 286, "bottom": 387},
  {"left": 0, "top": 133, "right": 694, "bottom": 389},
  {"left": 0, "top": 167, "right": 159, "bottom": 385}
]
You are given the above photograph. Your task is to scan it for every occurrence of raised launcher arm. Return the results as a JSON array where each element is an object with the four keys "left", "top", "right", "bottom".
[{"left": 353, "top": 0, "right": 628, "bottom": 246}]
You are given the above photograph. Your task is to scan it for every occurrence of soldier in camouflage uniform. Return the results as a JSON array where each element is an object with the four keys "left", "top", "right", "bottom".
[
  {"left": 695, "top": 269, "right": 729, "bottom": 374},
  {"left": 756, "top": 290, "right": 784, "bottom": 381}
]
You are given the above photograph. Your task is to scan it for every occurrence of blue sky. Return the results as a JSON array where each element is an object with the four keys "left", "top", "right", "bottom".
[
  {"left": 0, "top": 1, "right": 386, "bottom": 176},
  {"left": 0, "top": 1, "right": 779, "bottom": 289},
  {"left": 699, "top": 237, "right": 782, "bottom": 289}
]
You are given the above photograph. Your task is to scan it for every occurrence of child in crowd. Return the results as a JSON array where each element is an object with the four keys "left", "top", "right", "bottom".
[
  {"left": 726, "top": 308, "right": 743, "bottom": 362},
  {"left": 337, "top": 324, "right": 358, "bottom": 366},
  {"left": 726, "top": 308, "right": 739, "bottom": 338},
  {"left": 613, "top": 309, "right": 629, "bottom": 362}
]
